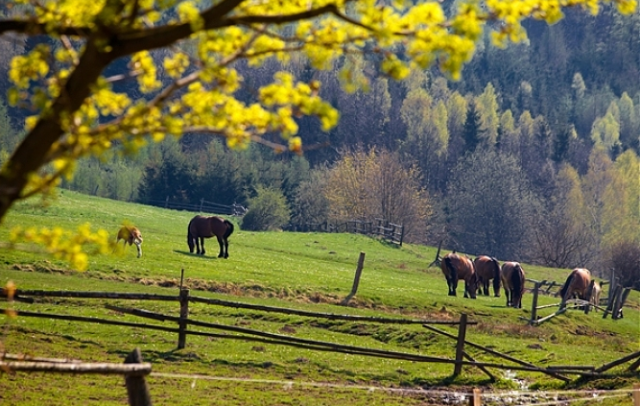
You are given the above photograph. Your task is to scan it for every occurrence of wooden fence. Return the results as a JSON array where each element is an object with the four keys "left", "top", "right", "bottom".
[
  {"left": 524, "top": 278, "right": 631, "bottom": 326},
  {"left": 288, "top": 218, "right": 405, "bottom": 246},
  {"left": 3, "top": 258, "right": 639, "bottom": 405},
  {"left": 1, "top": 348, "right": 152, "bottom": 406},
  {"left": 6, "top": 284, "right": 640, "bottom": 381},
  {"left": 5, "top": 284, "right": 640, "bottom": 405},
  {"left": 141, "top": 197, "right": 247, "bottom": 217}
]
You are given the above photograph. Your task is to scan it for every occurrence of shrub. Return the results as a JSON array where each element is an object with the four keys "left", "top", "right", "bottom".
[{"left": 241, "top": 186, "right": 291, "bottom": 231}]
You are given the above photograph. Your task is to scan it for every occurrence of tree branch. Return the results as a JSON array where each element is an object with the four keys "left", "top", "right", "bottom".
[
  {"left": 111, "top": 3, "right": 346, "bottom": 57},
  {"left": 0, "top": 19, "right": 92, "bottom": 37}
]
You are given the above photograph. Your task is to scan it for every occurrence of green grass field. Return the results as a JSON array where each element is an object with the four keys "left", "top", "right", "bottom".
[{"left": 1, "top": 190, "right": 638, "bottom": 405}]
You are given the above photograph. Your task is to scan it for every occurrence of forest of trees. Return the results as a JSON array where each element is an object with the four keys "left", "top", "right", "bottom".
[{"left": 0, "top": 3, "right": 638, "bottom": 285}]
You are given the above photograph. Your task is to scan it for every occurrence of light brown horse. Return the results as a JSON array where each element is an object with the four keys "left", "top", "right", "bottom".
[
  {"left": 187, "top": 215, "right": 234, "bottom": 258},
  {"left": 440, "top": 252, "right": 478, "bottom": 299},
  {"left": 591, "top": 280, "right": 602, "bottom": 312},
  {"left": 473, "top": 255, "right": 501, "bottom": 297},
  {"left": 116, "top": 225, "right": 143, "bottom": 258},
  {"left": 558, "top": 268, "right": 591, "bottom": 306},
  {"left": 501, "top": 262, "right": 525, "bottom": 308}
]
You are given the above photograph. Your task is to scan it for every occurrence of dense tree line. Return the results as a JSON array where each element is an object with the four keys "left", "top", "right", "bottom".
[{"left": 0, "top": 3, "right": 638, "bottom": 282}]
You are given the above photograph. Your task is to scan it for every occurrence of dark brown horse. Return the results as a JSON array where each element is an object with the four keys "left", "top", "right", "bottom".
[
  {"left": 473, "top": 255, "right": 501, "bottom": 297},
  {"left": 501, "top": 262, "right": 525, "bottom": 308},
  {"left": 441, "top": 252, "right": 478, "bottom": 299},
  {"left": 558, "top": 268, "right": 591, "bottom": 306},
  {"left": 187, "top": 215, "right": 234, "bottom": 258}
]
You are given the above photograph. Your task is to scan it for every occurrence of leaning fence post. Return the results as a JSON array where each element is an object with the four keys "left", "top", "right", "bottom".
[
  {"left": 453, "top": 313, "right": 468, "bottom": 377},
  {"left": 341, "top": 252, "right": 366, "bottom": 305},
  {"left": 603, "top": 285, "right": 622, "bottom": 319},
  {"left": 124, "top": 348, "right": 152, "bottom": 406},
  {"left": 613, "top": 288, "right": 631, "bottom": 320},
  {"left": 178, "top": 289, "right": 190, "bottom": 349}
]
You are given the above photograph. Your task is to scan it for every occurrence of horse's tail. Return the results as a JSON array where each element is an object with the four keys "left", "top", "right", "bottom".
[
  {"left": 444, "top": 257, "right": 457, "bottom": 283},
  {"left": 224, "top": 220, "right": 234, "bottom": 239},
  {"left": 559, "top": 271, "right": 574, "bottom": 299},
  {"left": 491, "top": 257, "right": 501, "bottom": 293},
  {"left": 187, "top": 219, "right": 195, "bottom": 253},
  {"left": 511, "top": 264, "right": 524, "bottom": 296}
]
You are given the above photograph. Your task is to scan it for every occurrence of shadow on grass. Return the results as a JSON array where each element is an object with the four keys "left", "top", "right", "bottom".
[{"left": 173, "top": 249, "right": 220, "bottom": 259}]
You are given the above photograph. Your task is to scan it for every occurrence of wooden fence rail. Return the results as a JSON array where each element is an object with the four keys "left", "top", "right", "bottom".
[{"left": 8, "top": 288, "right": 471, "bottom": 325}]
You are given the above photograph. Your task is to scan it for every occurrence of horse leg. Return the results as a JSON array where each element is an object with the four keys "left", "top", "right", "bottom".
[
  {"left": 450, "top": 278, "right": 457, "bottom": 296},
  {"left": 217, "top": 236, "right": 224, "bottom": 258},
  {"left": 446, "top": 278, "right": 456, "bottom": 296},
  {"left": 223, "top": 237, "right": 229, "bottom": 258},
  {"left": 197, "top": 237, "right": 204, "bottom": 255},
  {"left": 483, "top": 280, "right": 489, "bottom": 296}
]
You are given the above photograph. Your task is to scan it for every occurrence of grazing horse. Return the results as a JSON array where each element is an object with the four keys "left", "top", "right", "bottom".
[
  {"left": 501, "top": 262, "right": 525, "bottom": 308},
  {"left": 558, "top": 268, "right": 591, "bottom": 308},
  {"left": 187, "top": 215, "right": 234, "bottom": 258},
  {"left": 440, "top": 252, "right": 478, "bottom": 299},
  {"left": 473, "top": 255, "right": 501, "bottom": 297},
  {"left": 116, "top": 225, "right": 143, "bottom": 258},
  {"left": 591, "top": 280, "right": 602, "bottom": 312}
]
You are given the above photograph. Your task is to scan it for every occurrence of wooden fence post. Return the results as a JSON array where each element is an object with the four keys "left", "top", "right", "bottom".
[
  {"left": 468, "top": 388, "right": 481, "bottom": 406},
  {"left": 529, "top": 281, "right": 543, "bottom": 324},
  {"left": 607, "top": 268, "right": 616, "bottom": 306},
  {"left": 124, "top": 348, "right": 152, "bottom": 406},
  {"left": 633, "top": 383, "right": 640, "bottom": 406},
  {"left": 428, "top": 241, "right": 443, "bottom": 268},
  {"left": 603, "top": 285, "right": 622, "bottom": 319},
  {"left": 178, "top": 289, "right": 190, "bottom": 349},
  {"left": 341, "top": 252, "right": 366, "bottom": 305},
  {"left": 613, "top": 288, "right": 631, "bottom": 320},
  {"left": 453, "top": 313, "right": 468, "bottom": 377}
]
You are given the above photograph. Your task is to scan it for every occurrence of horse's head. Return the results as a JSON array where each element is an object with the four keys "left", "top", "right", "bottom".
[{"left": 468, "top": 261, "right": 479, "bottom": 298}]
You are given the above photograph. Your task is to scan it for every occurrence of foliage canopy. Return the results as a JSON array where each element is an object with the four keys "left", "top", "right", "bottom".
[{"left": 0, "top": 0, "right": 637, "bottom": 268}]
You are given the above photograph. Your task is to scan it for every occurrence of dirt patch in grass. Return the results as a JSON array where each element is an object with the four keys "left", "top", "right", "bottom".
[
  {"left": 475, "top": 321, "right": 542, "bottom": 339},
  {"left": 12, "top": 262, "right": 74, "bottom": 276}
]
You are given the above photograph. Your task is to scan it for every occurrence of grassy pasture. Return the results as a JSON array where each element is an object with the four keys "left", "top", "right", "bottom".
[{"left": 0, "top": 190, "right": 638, "bottom": 405}]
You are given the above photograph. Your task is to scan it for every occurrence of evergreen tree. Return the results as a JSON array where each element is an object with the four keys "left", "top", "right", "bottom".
[
  {"left": 462, "top": 101, "right": 483, "bottom": 155},
  {"left": 553, "top": 126, "right": 573, "bottom": 163}
]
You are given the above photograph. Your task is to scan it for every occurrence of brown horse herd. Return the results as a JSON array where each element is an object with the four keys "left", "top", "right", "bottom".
[
  {"left": 440, "top": 251, "right": 602, "bottom": 310},
  {"left": 114, "top": 222, "right": 599, "bottom": 311}
]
